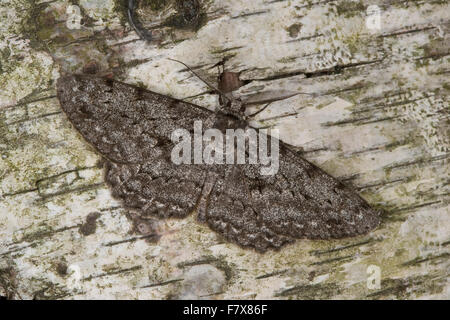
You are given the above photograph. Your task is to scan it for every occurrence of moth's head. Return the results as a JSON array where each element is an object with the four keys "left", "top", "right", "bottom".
[{"left": 229, "top": 97, "right": 244, "bottom": 112}]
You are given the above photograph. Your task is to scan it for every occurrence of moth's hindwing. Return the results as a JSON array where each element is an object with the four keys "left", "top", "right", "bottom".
[{"left": 204, "top": 145, "right": 380, "bottom": 252}]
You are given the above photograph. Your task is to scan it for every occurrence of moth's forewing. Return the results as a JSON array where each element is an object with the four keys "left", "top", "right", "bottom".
[
  {"left": 57, "top": 74, "right": 213, "bottom": 218},
  {"left": 204, "top": 140, "right": 381, "bottom": 252},
  {"left": 57, "top": 74, "right": 213, "bottom": 163}
]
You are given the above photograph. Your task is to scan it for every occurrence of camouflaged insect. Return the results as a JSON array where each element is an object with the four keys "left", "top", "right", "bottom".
[{"left": 56, "top": 74, "right": 380, "bottom": 252}]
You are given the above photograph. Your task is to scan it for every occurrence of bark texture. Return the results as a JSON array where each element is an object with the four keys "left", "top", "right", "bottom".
[{"left": 0, "top": 0, "right": 449, "bottom": 299}]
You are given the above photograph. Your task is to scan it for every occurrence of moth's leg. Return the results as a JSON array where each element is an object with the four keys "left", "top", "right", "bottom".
[
  {"left": 247, "top": 102, "right": 273, "bottom": 119},
  {"left": 168, "top": 58, "right": 230, "bottom": 104}
]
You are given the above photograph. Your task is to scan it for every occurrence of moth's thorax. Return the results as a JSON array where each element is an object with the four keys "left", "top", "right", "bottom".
[
  {"left": 217, "top": 98, "right": 247, "bottom": 120},
  {"left": 229, "top": 99, "right": 245, "bottom": 114},
  {"left": 212, "top": 111, "right": 248, "bottom": 133}
]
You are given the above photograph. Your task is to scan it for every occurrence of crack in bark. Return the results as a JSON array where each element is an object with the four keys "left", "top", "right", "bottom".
[
  {"left": 255, "top": 269, "right": 288, "bottom": 280},
  {"left": 140, "top": 278, "right": 184, "bottom": 289},
  {"left": 309, "top": 238, "right": 377, "bottom": 256}
]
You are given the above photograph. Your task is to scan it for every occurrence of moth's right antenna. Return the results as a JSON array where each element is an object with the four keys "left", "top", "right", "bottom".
[{"left": 168, "top": 58, "right": 232, "bottom": 104}]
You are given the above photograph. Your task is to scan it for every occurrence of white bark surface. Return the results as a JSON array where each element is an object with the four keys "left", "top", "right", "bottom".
[{"left": 0, "top": 0, "right": 449, "bottom": 299}]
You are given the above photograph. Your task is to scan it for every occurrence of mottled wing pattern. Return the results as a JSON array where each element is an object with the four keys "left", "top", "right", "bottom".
[
  {"left": 57, "top": 74, "right": 212, "bottom": 163},
  {"left": 57, "top": 74, "right": 213, "bottom": 218},
  {"left": 204, "top": 143, "right": 380, "bottom": 252},
  {"left": 103, "top": 160, "right": 210, "bottom": 219}
]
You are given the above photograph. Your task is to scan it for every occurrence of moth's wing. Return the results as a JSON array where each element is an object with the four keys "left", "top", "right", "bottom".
[
  {"left": 56, "top": 74, "right": 213, "bottom": 164},
  {"left": 104, "top": 160, "right": 211, "bottom": 219},
  {"left": 203, "top": 143, "right": 381, "bottom": 252},
  {"left": 202, "top": 166, "right": 295, "bottom": 252},
  {"left": 57, "top": 74, "right": 213, "bottom": 218}
]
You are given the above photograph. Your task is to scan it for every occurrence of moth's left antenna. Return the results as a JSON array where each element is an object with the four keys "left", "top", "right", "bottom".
[{"left": 168, "top": 58, "right": 232, "bottom": 104}]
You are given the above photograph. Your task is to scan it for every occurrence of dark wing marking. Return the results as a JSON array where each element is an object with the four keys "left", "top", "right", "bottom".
[
  {"left": 202, "top": 166, "right": 295, "bottom": 252},
  {"left": 57, "top": 74, "right": 214, "bottom": 218},
  {"left": 203, "top": 142, "right": 380, "bottom": 252}
]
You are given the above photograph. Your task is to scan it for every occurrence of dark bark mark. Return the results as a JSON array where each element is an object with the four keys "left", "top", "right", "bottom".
[
  {"left": 82, "top": 266, "right": 142, "bottom": 281},
  {"left": 140, "top": 278, "right": 184, "bottom": 289},
  {"left": 255, "top": 269, "right": 288, "bottom": 280}
]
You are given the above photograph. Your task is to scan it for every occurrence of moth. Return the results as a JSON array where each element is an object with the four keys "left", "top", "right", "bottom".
[{"left": 56, "top": 70, "right": 381, "bottom": 252}]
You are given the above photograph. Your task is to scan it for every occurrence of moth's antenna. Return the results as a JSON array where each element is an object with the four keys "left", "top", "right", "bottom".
[
  {"left": 168, "top": 58, "right": 231, "bottom": 104},
  {"left": 252, "top": 123, "right": 276, "bottom": 130},
  {"left": 247, "top": 102, "right": 272, "bottom": 118}
]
